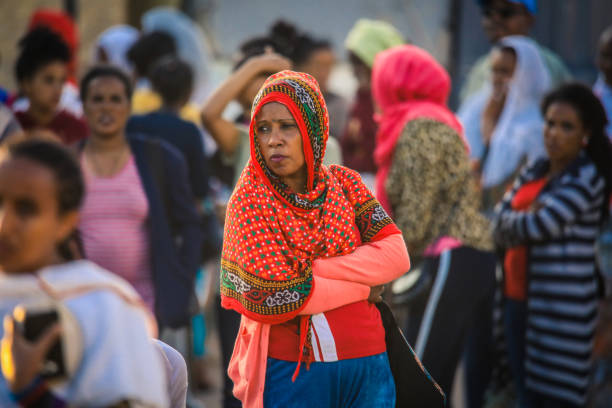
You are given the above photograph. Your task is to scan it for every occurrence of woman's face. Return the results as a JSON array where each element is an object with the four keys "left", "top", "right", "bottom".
[
  {"left": 544, "top": 102, "right": 587, "bottom": 166},
  {"left": 21, "top": 61, "right": 67, "bottom": 113},
  {"left": 83, "top": 76, "right": 130, "bottom": 139},
  {"left": 597, "top": 31, "right": 612, "bottom": 86},
  {"left": 349, "top": 52, "right": 371, "bottom": 89},
  {"left": 0, "top": 158, "right": 77, "bottom": 273},
  {"left": 490, "top": 48, "right": 516, "bottom": 96},
  {"left": 298, "top": 48, "right": 335, "bottom": 92},
  {"left": 255, "top": 102, "right": 306, "bottom": 190}
]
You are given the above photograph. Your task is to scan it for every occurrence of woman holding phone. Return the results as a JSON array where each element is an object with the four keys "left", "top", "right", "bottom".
[{"left": 0, "top": 140, "right": 169, "bottom": 407}]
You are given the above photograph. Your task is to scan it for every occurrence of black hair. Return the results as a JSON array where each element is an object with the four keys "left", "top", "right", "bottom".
[
  {"left": 541, "top": 82, "right": 612, "bottom": 221},
  {"left": 233, "top": 36, "right": 285, "bottom": 71},
  {"left": 15, "top": 26, "right": 70, "bottom": 82},
  {"left": 269, "top": 20, "right": 331, "bottom": 67},
  {"left": 495, "top": 44, "right": 518, "bottom": 58},
  {"left": 7, "top": 140, "right": 84, "bottom": 260},
  {"left": 80, "top": 65, "right": 133, "bottom": 102},
  {"left": 127, "top": 31, "right": 177, "bottom": 79},
  {"left": 150, "top": 56, "right": 193, "bottom": 106},
  {"left": 232, "top": 20, "right": 301, "bottom": 72}
]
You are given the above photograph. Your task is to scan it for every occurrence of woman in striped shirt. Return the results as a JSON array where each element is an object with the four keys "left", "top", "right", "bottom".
[{"left": 493, "top": 83, "right": 612, "bottom": 407}]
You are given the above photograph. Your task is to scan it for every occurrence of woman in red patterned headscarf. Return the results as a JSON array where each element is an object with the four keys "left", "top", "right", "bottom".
[{"left": 220, "top": 70, "right": 410, "bottom": 407}]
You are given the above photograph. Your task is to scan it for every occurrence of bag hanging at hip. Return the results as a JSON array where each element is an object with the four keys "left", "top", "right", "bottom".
[{"left": 375, "top": 301, "right": 446, "bottom": 408}]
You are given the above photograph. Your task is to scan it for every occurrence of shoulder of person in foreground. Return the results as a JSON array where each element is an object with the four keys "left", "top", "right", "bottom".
[{"left": 38, "top": 260, "right": 169, "bottom": 407}]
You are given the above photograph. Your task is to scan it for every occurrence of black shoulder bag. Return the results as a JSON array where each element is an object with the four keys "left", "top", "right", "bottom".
[{"left": 376, "top": 301, "right": 446, "bottom": 407}]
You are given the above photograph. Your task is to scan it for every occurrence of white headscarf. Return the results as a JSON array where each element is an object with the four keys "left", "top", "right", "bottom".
[
  {"left": 458, "top": 35, "right": 552, "bottom": 188},
  {"left": 94, "top": 25, "right": 140, "bottom": 75},
  {"left": 142, "top": 7, "right": 211, "bottom": 104}
]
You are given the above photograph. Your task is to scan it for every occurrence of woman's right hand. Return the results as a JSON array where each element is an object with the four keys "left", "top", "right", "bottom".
[
  {"left": 368, "top": 285, "right": 385, "bottom": 303},
  {"left": 246, "top": 49, "right": 292, "bottom": 76}
]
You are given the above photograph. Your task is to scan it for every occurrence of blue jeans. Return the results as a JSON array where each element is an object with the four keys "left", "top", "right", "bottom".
[{"left": 263, "top": 352, "right": 396, "bottom": 408}]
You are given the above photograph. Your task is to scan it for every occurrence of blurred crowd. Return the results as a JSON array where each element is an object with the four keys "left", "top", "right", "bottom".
[{"left": 0, "top": 0, "right": 612, "bottom": 407}]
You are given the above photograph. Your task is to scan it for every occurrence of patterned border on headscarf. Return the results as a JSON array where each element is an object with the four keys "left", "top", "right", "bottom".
[{"left": 221, "top": 259, "right": 312, "bottom": 316}]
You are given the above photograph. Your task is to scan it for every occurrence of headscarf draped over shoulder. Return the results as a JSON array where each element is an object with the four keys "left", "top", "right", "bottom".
[{"left": 220, "top": 70, "right": 399, "bottom": 324}]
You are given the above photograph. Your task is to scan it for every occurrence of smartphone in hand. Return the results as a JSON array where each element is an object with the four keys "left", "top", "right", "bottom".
[{"left": 15, "top": 308, "right": 65, "bottom": 380}]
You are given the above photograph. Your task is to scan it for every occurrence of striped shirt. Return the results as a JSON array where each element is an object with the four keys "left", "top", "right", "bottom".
[
  {"left": 80, "top": 155, "right": 154, "bottom": 311},
  {"left": 493, "top": 152, "right": 606, "bottom": 405}
]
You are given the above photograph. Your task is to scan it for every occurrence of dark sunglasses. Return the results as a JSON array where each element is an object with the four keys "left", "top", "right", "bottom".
[{"left": 482, "top": 5, "right": 524, "bottom": 19}]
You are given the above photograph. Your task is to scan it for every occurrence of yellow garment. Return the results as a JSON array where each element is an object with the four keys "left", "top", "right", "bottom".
[
  {"left": 131, "top": 88, "right": 202, "bottom": 126},
  {"left": 345, "top": 19, "right": 404, "bottom": 68}
]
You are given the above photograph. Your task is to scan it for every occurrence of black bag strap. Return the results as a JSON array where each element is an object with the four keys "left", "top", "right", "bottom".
[{"left": 375, "top": 301, "right": 446, "bottom": 407}]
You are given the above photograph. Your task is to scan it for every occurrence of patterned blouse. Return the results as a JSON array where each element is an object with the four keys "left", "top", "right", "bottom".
[{"left": 385, "top": 118, "right": 493, "bottom": 258}]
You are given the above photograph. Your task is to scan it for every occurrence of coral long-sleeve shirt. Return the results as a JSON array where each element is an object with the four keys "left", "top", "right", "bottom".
[{"left": 228, "top": 232, "right": 410, "bottom": 408}]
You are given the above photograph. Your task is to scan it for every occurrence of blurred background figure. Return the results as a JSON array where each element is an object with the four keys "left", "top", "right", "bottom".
[
  {"left": 341, "top": 18, "right": 403, "bottom": 191},
  {"left": 272, "top": 20, "right": 349, "bottom": 139},
  {"left": 594, "top": 25, "right": 612, "bottom": 138},
  {"left": 93, "top": 24, "right": 140, "bottom": 76},
  {"left": 373, "top": 44, "right": 495, "bottom": 408},
  {"left": 127, "top": 31, "right": 178, "bottom": 114},
  {"left": 493, "top": 83, "right": 612, "bottom": 407},
  {"left": 201, "top": 27, "right": 291, "bottom": 188},
  {"left": 460, "top": 0, "right": 570, "bottom": 104},
  {"left": 12, "top": 27, "right": 88, "bottom": 145},
  {"left": 0, "top": 105, "right": 22, "bottom": 144},
  {"left": 142, "top": 6, "right": 211, "bottom": 105},
  {"left": 77, "top": 65, "right": 201, "bottom": 327},
  {"left": 458, "top": 35, "right": 551, "bottom": 213},
  {"left": 127, "top": 56, "right": 210, "bottom": 204},
  {"left": 18, "top": 8, "right": 83, "bottom": 117},
  {"left": 127, "top": 57, "right": 216, "bottom": 396}
]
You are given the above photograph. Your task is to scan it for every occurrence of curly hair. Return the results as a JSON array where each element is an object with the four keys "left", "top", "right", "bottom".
[{"left": 15, "top": 26, "right": 70, "bottom": 82}]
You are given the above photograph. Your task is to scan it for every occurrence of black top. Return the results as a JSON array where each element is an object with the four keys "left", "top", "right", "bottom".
[{"left": 127, "top": 111, "right": 209, "bottom": 199}]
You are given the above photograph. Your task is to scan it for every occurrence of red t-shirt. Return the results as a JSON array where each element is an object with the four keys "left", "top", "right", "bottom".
[
  {"left": 504, "top": 178, "right": 547, "bottom": 300},
  {"left": 268, "top": 300, "right": 386, "bottom": 362},
  {"left": 15, "top": 110, "right": 88, "bottom": 145}
]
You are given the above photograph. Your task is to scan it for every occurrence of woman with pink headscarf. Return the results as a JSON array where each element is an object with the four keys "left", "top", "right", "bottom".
[{"left": 373, "top": 44, "right": 496, "bottom": 407}]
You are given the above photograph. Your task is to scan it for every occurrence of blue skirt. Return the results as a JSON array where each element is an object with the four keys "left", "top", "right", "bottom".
[{"left": 263, "top": 352, "right": 396, "bottom": 408}]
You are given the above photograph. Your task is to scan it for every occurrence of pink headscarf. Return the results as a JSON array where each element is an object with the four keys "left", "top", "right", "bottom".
[{"left": 372, "top": 44, "right": 467, "bottom": 215}]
